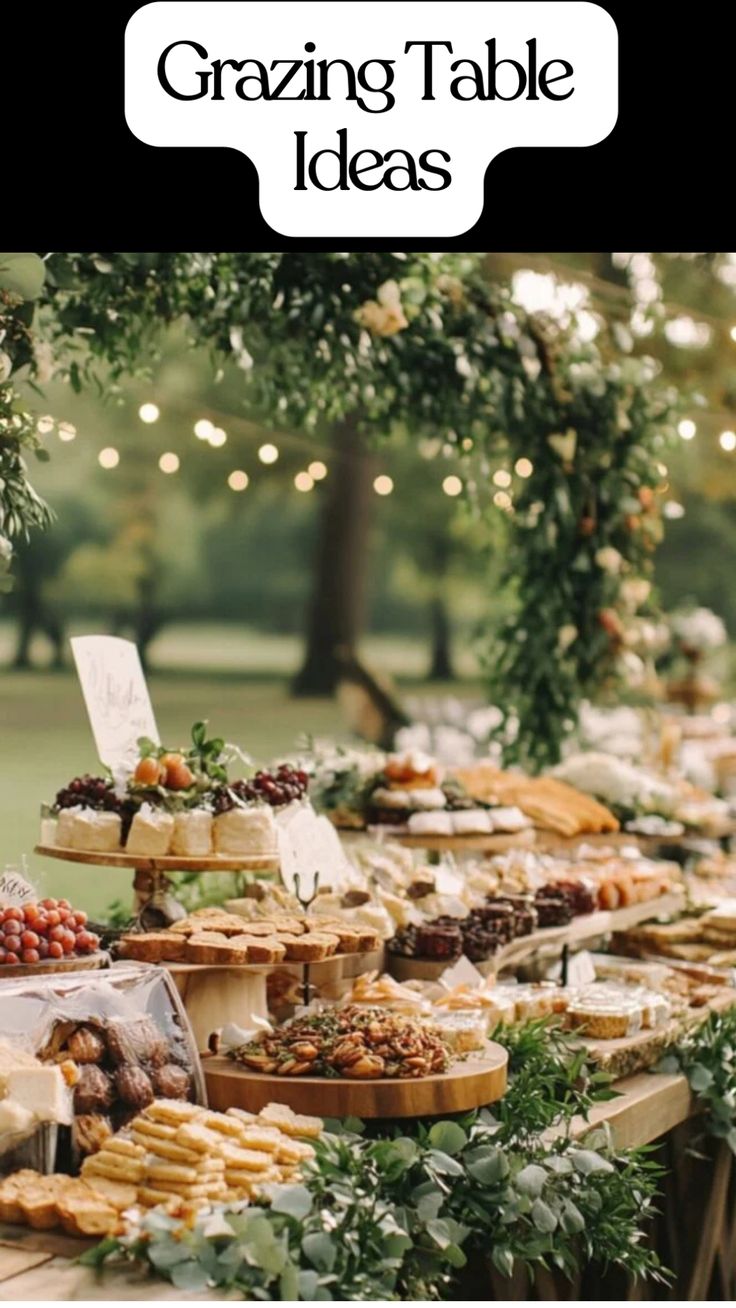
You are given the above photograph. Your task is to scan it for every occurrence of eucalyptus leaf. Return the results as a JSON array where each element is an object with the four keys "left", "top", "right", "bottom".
[
  {"left": 514, "top": 1163, "right": 548, "bottom": 1197},
  {"left": 302, "top": 1232, "right": 337, "bottom": 1272},
  {"left": 427, "top": 1121, "right": 468, "bottom": 1155}
]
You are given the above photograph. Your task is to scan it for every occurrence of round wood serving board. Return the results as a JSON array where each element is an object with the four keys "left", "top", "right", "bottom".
[
  {"left": 35, "top": 844, "right": 279, "bottom": 873},
  {"left": 0, "top": 951, "right": 109, "bottom": 979},
  {"left": 381, "top": 829, "right": 535, "bottom": 853},
  {"left": 204, "top": 1041, "right": 508, "bottom": 1118}
]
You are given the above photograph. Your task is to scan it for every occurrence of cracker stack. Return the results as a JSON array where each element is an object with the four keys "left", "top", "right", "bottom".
[{"left": 81, "top": 1097, "right": 322, "bottom": 1212}]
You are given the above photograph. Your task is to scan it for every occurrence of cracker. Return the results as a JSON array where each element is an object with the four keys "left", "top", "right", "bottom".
[
  {"left": 199, "top": 1111, "right": 245, "bottom": 1138},
  {"left": 276, "top": 1138, "right": 316, "bottom": 1164},
  {"left": 132, "top": 1133, "right": 202, "bottom": 1165},
  {"left": 147, "top": 1162, "right": 199, "bottom": 1185},
  {"left": 129, "top": 1117, "right": 178, "bottom": 1141},
  {"left": 258, "top": 1102, "right": 322, "bottom": 1139},
  {"left": 82, "top": 1154, "right": 145, "bottom": 1184},
  {"left": 144, "top": 1099, "right": 201, "bottom": 1125},
  {"left": 219, "top": 1144, "right": 274, "bottom": 1171},
  {"left": 105, "top": 1137, "right": 146, "bottom": 1160},
  {"left": 176, "top": 1121, "right": 222, "bottom": 1153},
  {"left": 238, "top": 1125, "right": 283, "bottom": 1153}
]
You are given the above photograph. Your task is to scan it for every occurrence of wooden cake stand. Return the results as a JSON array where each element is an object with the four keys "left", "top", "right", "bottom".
[
  {"left": 164, "top": 947, "right": 385, "bottom": 1052},
  {"left": 204, "top": 1040, "right": 508, "bottom": 1118},
  {"left": 35, "top": 844, "right": 280, "bottom": 916}
]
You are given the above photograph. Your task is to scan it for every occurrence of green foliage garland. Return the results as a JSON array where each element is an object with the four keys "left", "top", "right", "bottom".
[
  {"left": 83, "top": 1021, "right": 668, "bottom": 1298},
  {"left": 658, "top": 1007, "right": 736, "bottom": 1154},
  {"left": 9, "top": 252, "right": 681, "bottom": 764}
]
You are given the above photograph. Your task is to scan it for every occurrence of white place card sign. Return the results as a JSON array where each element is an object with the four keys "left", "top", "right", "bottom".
[
  {"left": 0, "top": 866, "right": 37, "bottom": 907},
  {"left": 439, "top": 954, "right": 485, "bottom": 989},
  {"left": 565, "top": 949, "right": 597, "bottom": 988},
  {"left": 276, "top": 804, "right": 352, "bottom": 901},
  {"left": 71, "top": 635, "right": 160, "bottom": 769}
]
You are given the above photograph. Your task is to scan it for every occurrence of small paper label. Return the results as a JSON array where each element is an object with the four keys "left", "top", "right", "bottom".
[
  {"left": 0, "top": 868, "right": 37, "bottom": 906},
  {"left": 434, "top": 865, "right": 464, "bottom": 896},
  {"left": 566, "top": 949, "right": 597, "bottom": 987},
  {"left": 276, "top": 804, "right": 353, "bottom": 901},
  {"left": 439, "top": 955, "right": 485, "bottom": 989},
  {"left": 71, "top": 635, "right": 159, "bottom": 769}
]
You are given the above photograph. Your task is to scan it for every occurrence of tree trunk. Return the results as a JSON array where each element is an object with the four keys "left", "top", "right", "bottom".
[
  {"left": 292, "top": 415, "right": 375, "bottom": 696},
  {"left": 427, "top": 596, "right": 454, "bottom": 681}
]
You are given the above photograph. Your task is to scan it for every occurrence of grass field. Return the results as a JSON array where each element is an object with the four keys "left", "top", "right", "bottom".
[{"left": 0, "top": 624, "right": 482, "bottom": 917}]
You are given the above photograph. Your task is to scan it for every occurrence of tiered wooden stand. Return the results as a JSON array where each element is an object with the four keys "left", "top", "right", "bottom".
[
  {"left": 35, "top": 844, "right": 280, "bottom": 914},
  {"left": 165, "top": 946, "right": 384, "bottom": 1051},
  {"left": 388, "top": 891, "right": 685, "bottom": 982}
]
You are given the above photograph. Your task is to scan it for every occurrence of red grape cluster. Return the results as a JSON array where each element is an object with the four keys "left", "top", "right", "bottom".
[
  {"left": 0, "top": 899, "right": 99, "bottom": 966},
  {"left": 212, "top": 765, "right": 309, "bottom": 813},
  {"left": 55, "top": 775, "right": 121, "bottom": 812}
]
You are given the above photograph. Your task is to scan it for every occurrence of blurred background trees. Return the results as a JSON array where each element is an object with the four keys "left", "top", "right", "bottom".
[{"left": 3, "top": 252, "right": 736, "bottom": 692}]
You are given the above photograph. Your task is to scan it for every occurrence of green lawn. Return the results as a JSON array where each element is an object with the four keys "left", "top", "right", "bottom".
[{"left": 0, "top": 624, "right": 483, "bottom": 917}]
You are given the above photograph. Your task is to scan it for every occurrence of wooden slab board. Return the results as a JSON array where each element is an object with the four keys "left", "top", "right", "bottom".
[
  {"left": 204, "top": 1041, "right": 508, "bottom": 1118},
  {"left": 0, "top": 951, "right": 108, "bottom": 979},
  {"left": 35, "top": 844, "right": 279, "bottom": 873},
  {"left": 386, "top": 893, "right": 685, "bottom": 983},
  {"left": 579, "top": 987, "right": 736, "bottom": 1079},
  {"left": 382, "top": 829, "right": 536, "bottom": 853}
]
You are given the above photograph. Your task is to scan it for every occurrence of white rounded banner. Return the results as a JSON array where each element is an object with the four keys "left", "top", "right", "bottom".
[{"left": 125, "top": 1, "right": 618, "bottom": 237}]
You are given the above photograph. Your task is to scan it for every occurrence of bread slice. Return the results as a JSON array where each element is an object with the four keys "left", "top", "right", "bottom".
[
  {"left": 278, "top": 932, "right": 339, "bottom": 962},
  {"left": 229, "top": 935, "right": 286, "bottom": 964},
  {"left": 184, "top": 932, "right": 250, "bottom": 965},
  {"left": 118, "top": 931, "right": 188, "bottom": 963}
]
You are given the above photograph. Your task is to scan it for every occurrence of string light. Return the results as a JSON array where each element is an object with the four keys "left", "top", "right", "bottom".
[
  {"left": 442, "top": 475, "right": 463, "bottom": 497},
  {"left": 36, "top": 416, "right": 54, "bottom": 435},
  {"left": 719, "top": 430, "right": 736, "bottom": 451},
  {"left": 308, "top": 460, "right": 328, "bottom": 480},
  {"left": 98, "top": 447, "right": 119, "bottom": 469},
  {"left": 258, "top": 443, "right": 279, "bottom": 464},
  {"left": 194, "top": 419, "right": 214, "bottom": 440},
  {"left": 138, "top": 403, "right": 160, "bottom": 424},
  {"left": 57, "top": 422, "right": 76, "bottom": 443},
  {"left": 373, "top": 475, "right": 394, "bottom": 496},
  {"left": 663, "top": 501, "right": 685, "bottom": 519},
  {"left": 294, "top": 471, "right": 314, "bottom": 492},
  {"left": 514, "top": 457, "right": 533, "bottom": 478},
  {"left": 228, "top": 470, "right": 249, "bottom": 491},
  {"left": 208, "top": 427, "right": 227, "bottom": 447},
  {"left": 493, "top": 469, "right": 512, "bottom": 488},
  {"left": 461, "top": 437, "right": 474, "bottom": 451},
  {"left": 731, "top": 327, "right": 736, "bottom": 342},
  {"left": 678, "top": 418, "right": 696, "bottom": 440},
  {"left": 493, "top": 490, "right": 512, "bottom": 509},
  {"left": 159, "top": 452, "right": 180, "bottom": 474}
]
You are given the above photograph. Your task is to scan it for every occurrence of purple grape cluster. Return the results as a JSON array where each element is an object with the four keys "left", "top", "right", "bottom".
[
  {"left": 212, "top": 765, "right": 309, "bottom": 814},
  {"left": 55, "top": 775, "right": 121, "bottom": 812}
]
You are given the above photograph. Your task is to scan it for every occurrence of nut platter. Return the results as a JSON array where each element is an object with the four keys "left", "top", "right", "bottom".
[{"left": 204, "top": 1040, "right": 508, "bottom": 1118}]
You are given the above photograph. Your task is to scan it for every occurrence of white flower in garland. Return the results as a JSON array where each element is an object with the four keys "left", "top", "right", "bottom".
[
  {"left": 355, "top": 280, "right": 408, "bottom": 338},
  {"left": 595, "top": 546, "right": 624, "bottom": 574},
  {"left": 557, "top": 623, "right": 578, "bottom": 652},
  {"left": 620, "top": 577, "right": 651, "bottom": 610},
  {"left": 0, "top": 351, "right": 12, "bottom": 383},
  {"left": 671, "top": 606, "right": 727, "bottom": 652}
]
